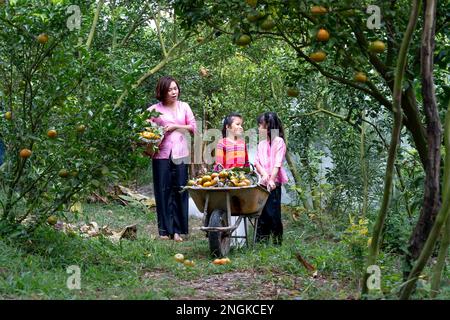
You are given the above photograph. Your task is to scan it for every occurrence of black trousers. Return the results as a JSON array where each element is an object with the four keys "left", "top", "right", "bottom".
[
  {"left": 256, "top": 185, "right": 283, "bottom": 245},
  {"left": 152, "top": 158, "right": 189, "bottom": 237}
]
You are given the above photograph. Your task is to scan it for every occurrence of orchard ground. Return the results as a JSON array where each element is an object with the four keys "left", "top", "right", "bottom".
[{"left": 1, "top": 185, "right": 447, "bottom": 300}]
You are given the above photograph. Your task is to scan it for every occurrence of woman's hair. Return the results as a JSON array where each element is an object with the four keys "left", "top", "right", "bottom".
[
  {"left": 222, "top": 112, "right": 242, "bottom": 138},
  {"left": 155, "top": 76, "right": 180, "bottom": 102},
  {"left": 257, "top": 112, "right": 285, "bottom": 143}
]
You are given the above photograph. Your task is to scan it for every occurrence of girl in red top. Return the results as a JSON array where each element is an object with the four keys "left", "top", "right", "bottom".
[{"left": 215, "top": 113, "right": 249, "bottom": 171}]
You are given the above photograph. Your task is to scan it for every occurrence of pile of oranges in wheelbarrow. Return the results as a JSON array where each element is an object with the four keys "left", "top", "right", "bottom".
[{"left": 186, "top": 167, "right": 258, "bottom": 188}]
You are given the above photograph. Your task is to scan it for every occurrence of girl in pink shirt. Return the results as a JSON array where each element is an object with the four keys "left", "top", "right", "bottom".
[
  {"left": 255, "top": 112, "right": 288, "bottom": 245},
  {"left": 147, "top": 76, "right": 197, "bottom": 242}
]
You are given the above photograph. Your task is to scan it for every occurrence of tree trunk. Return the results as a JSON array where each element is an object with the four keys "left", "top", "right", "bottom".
[
  {"left": 361, "top": 110, "right": 368, "bottom": 217},
  {"left": 400, "top": 98, "right": 448, "bottom": 299},
  {"left": 404, "top": 0, "right": 441, "bottom": 282},
  {"left": 361, "top": 0, "right": 421, "bottom": 297},
  {"left": 401, "top": 87, "right": 428, "bottom": 168},
  {"left": 286, "top": 152, "right": 312, "bottom": 211},
  {"left": 430, "top": 100, "right": 450, "bottom": 298}
]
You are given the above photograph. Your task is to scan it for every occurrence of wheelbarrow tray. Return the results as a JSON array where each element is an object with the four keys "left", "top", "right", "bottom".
[{"left": 186, "top": 185, "right": 270, "bottom": 216}]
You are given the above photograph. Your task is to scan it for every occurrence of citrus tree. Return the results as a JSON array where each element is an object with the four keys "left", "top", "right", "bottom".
[
  {"left": 0, "top": 0, "right": 203, "bottom": 235},
  {"left": 173, "top": 0, "right": 450, "bottom": 298}
]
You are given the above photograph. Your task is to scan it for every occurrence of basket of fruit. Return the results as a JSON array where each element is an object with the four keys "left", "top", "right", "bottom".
[{"left": 138, "top": 125, "right": 164, "bottom": 156}]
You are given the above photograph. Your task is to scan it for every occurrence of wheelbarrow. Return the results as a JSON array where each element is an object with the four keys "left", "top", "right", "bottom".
[{"left": 186, "top": 185, "right": 270, "bottom": 257}]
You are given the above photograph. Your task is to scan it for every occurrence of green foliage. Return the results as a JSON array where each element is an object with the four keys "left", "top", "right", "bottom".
[{"left": 341, "top": 215, "right": 369, "bottom": 275}]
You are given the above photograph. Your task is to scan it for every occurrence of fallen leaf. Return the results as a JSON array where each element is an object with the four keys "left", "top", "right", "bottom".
[{"left": 295, "top": 252, "right": 316, "bottom": 272}]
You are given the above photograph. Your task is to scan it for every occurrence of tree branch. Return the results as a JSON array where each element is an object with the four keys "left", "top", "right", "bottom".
[{"left": 86, "top": 0, "right": 105, "bottom": 49}]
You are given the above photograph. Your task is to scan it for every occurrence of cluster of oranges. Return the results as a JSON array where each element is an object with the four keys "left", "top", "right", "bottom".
[
  {"left": 187, "top": 170, "right": 254, "bottom": 188},
  {"left": 307, "top": 5, "right": 386, "bottom": 85},
  {"left": 139, "top": 127, "right": 162, "bottom": 141},
  {"left": 17, "top": 126, "right": 85, "bottom": 160},
  {"left": 174, "top": 253, "right": 195, "bottom": 267}
]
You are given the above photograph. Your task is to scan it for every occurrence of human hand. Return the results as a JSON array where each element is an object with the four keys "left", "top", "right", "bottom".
[
  {"left": 267, "top": 179, "right": 276, "bottom": 192},
  {"left": 260, "top": 174, "right": 269, "bottom": 185},
  {"left": 164, "top": 124, "right": 178, "bottom": 133}
]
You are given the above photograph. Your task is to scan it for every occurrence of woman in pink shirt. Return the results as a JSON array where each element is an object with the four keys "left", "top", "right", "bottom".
[
  {"left": 147, "top": 76, "right": 197, "bottom": 242},
  {"left": 255, "top": 112, "right": 288, "bottom": 246}
]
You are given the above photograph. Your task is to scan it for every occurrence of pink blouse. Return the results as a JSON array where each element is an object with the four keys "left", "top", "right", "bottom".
[
  {"left": 147, "top": 101, "right": 196, "bottom": 160},
  {"left": 255, "top": 137, "right": 288, "bottom": 185}
]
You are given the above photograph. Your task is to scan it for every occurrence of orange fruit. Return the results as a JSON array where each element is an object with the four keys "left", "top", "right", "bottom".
[
  {"left": 47, "top": 129, "right": 57, "bottom": 138},
  {"left": 47, "top": 215, "right": 58, "bottom": 225},
  {"left": 4, "top": 111, "right": 12, "bottom": 120},
  {"left": 309, "top": 51, "right": 327, "bottom": 62},
  {"left": 219, "top": 170, "right": 228, "bottom": 179},
  {"left": 311, "top": 6, "right": 327, "bottom": 15},
  {"left": 230, "top": 178, "right": 239, "bottom": 186},
  {"left": 19, "top": 148, "right": 32, "bottom": 159},
  {"left": 203, "top": 181, "right": 213, "bottom": 187},
  {"left": 316, "top": 28, "right": 330, "bottom": 41},
  {"left": 213, "top": 258, "right": 225, "bottom": 265},
  {"left": 369, "top": 40, "right": 386, "bottom": 54},
  {"left": 236, "top": 34, "right": 251, "bottom": 46},
  {"left": 187, "top": 180, "right": 196, "bottom": 186},
  {"left": 260, "top": 17, "right": 275, "bottom": 30},
  {"left": 354, "top": 72, "right": 368, "bottom": 83},
  {"left": 211, "top": 173, "right": 219, "bottom": 179},
  {"left": 201, "top": 175, "right": 212, "bottom": 183},
  {"left": 183, "top": 259, "right": 195, "bottom": 267},
  {"left": 141, "top": 131, "right": 152, "bottom": 139},
  {"left": 247, "top": 10, "right": 261, "bottom": 22},
  {"left": 76, "top": 124, "right": 86, "bottom": 133},
  {"left": 37, "top": 33, "right": 49, "bottom": 44},
  {"left": 174, "top": 253, "right": 185, "bottom": 263}
]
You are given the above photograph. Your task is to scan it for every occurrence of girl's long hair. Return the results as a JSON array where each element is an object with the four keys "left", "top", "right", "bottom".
[{"left": 257, "top": 112, "right": 285, "bottom": 144}]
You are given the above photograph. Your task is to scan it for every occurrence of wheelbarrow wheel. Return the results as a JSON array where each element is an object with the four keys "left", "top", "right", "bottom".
[{"left": 208, "top": 209, "right": 231, "bottom": 257}]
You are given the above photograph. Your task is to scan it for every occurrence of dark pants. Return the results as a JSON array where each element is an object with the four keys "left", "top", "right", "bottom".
[
  {"left": 152, "top": 158, "right": 189, "bottom": 237},
  {"left": 256, "top": 185, "right": 283, "bottom": 245}
]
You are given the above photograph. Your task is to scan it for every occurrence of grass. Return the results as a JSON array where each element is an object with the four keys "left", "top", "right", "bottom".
[{"left": 0, "top": 200, "right": 448, "bottom": 300}]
